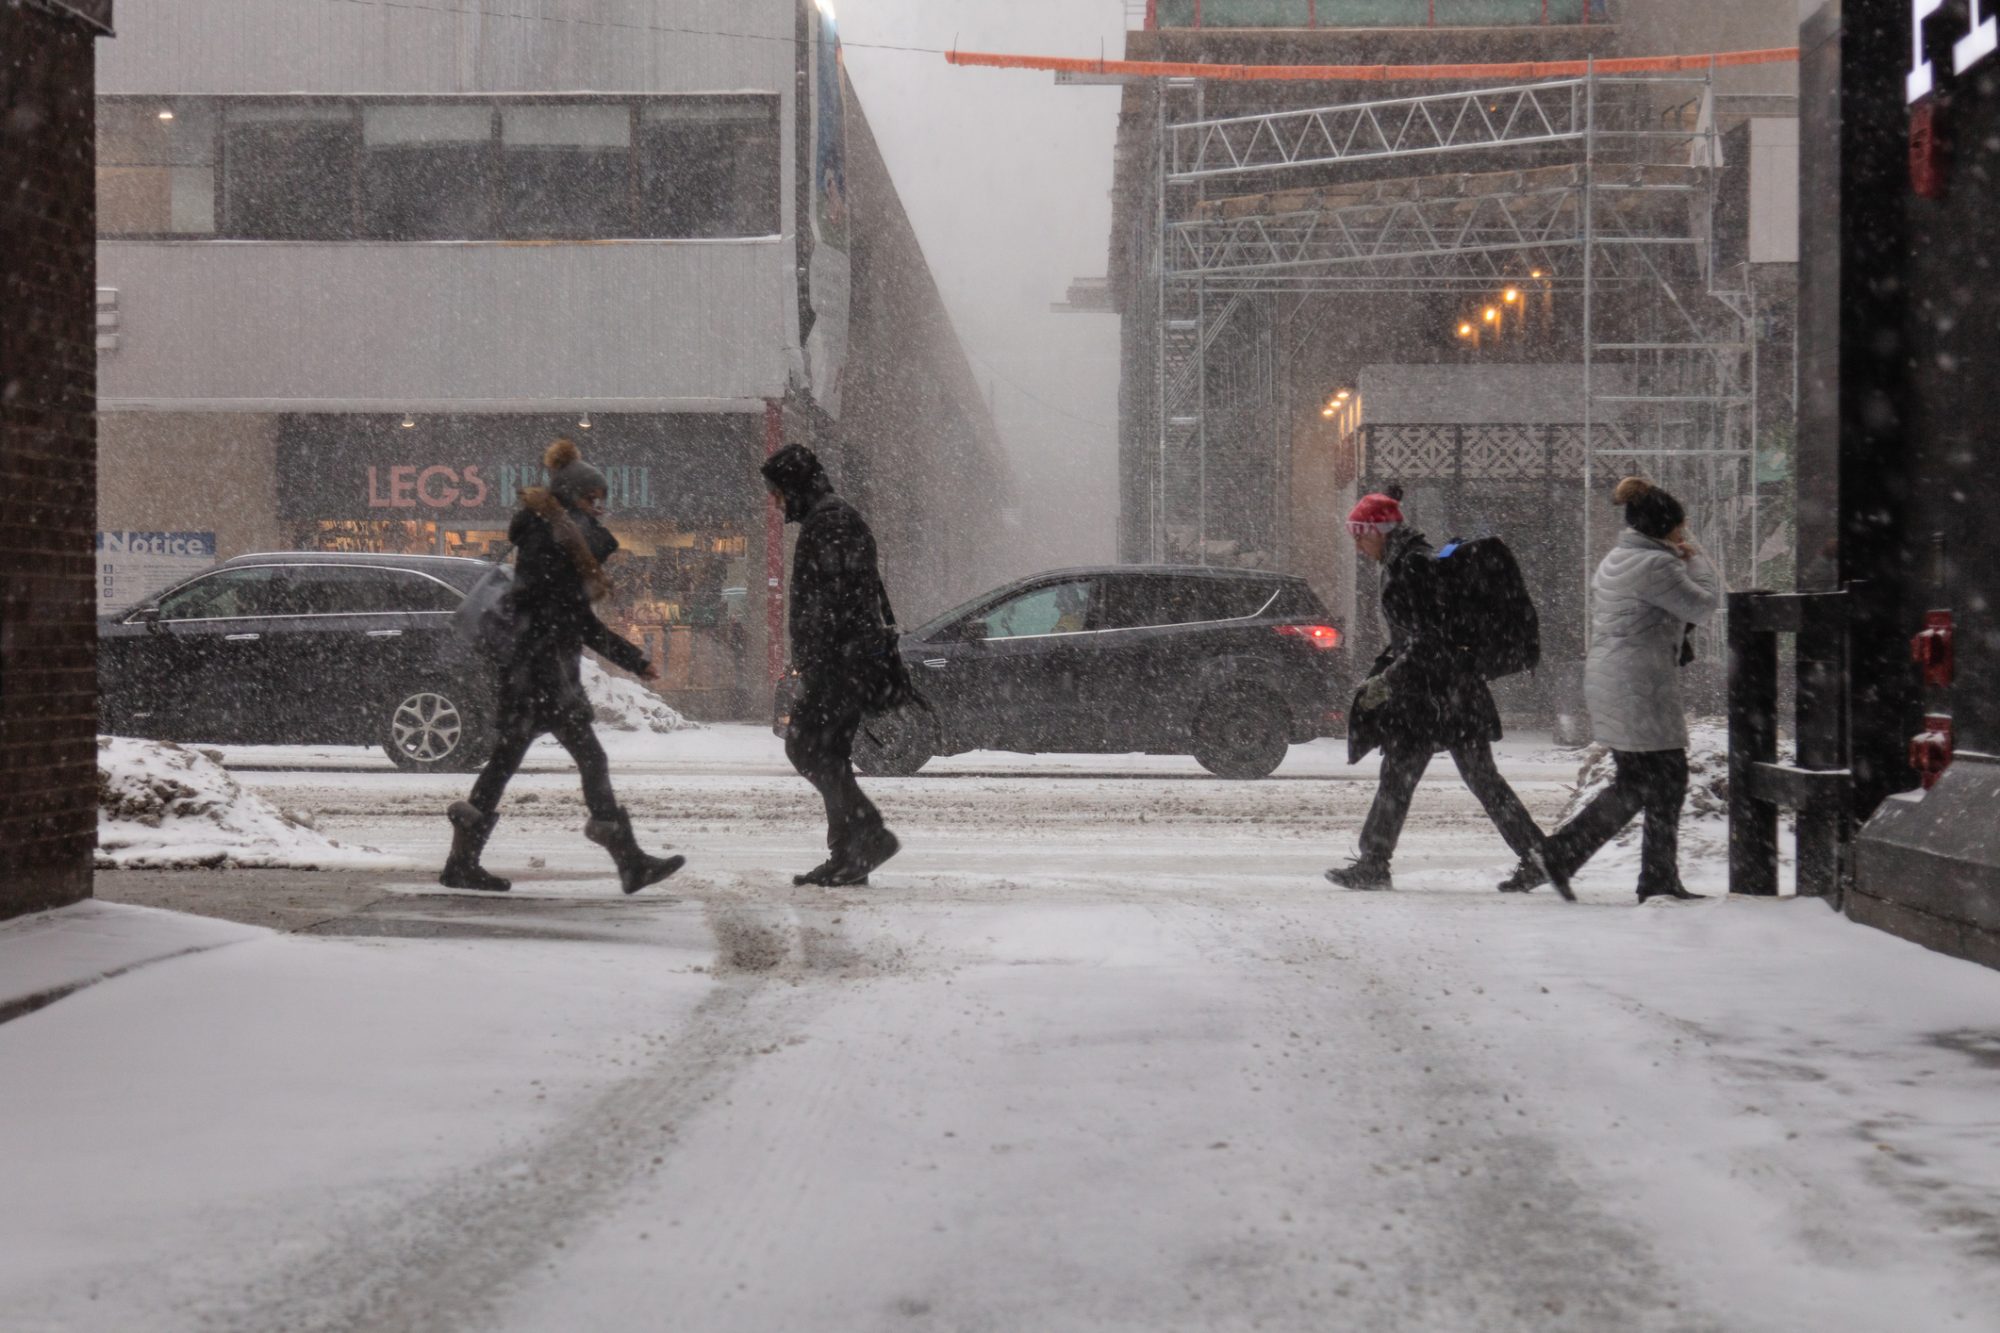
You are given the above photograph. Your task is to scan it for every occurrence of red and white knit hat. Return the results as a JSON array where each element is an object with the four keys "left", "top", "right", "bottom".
[{"left": 1346, "top": 492, "right": 1405, "bottom": 535}]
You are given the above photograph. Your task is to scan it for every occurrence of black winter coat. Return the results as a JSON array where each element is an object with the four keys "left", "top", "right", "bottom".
[
  {"left": 501, "top": 489, "right": 647, "bottom": 728},
  {"left": 1347, "top": 526, "right": 1504, "bottom": 762},
  {"left": 788, "top": 494, "right": 893, "bottom": 684}
]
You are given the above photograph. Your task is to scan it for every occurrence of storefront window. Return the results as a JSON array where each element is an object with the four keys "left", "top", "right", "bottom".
[{"left": 276, "top": 413, "right": 763, "bottom": 715}]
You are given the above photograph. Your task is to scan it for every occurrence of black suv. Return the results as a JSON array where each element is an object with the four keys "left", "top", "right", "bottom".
[
  {"left": 779, "top": 565, "right": 1349, "bottom": 779},
  {"left": 99, "top": 552, "right": 497, "bottom": 770}
]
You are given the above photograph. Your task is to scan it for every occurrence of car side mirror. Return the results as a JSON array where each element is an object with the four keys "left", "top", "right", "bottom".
[{"left": 136, "top": 604, "right": 162, "bottom": 630}]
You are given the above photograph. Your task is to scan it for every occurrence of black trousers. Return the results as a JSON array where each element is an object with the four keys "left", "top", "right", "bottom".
[
  {"left": 467, "top": 671, "right": 619, "bottom": 823},
  {"left": 1544, "top": 749, "right": 1689, "bottom": 892},
  {"left": 785, "top": 677, "right": 883, "bottom": 852},
  {"left": 1358, "top": 740, "right": 1544, "bottom": 868}
]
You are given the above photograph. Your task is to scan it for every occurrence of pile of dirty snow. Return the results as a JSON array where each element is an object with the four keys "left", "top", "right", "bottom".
[
  {"left": 97, "top": 737, "right": 397, "bottom": 870},
  {"left": 1552, "top": 719, "right": 1794, "bottom": 891},
  {"left": 583, "top": 658, "right": 699, "bottom": 734}
]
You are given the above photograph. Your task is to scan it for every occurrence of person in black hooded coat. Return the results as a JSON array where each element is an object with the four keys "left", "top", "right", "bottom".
[
  {"left": 762, "top": 441, "right": 902, "bottom": 887},
  {"left": 440, "top": 437, "right": 682, "bottom": 895},
  {"left": 1329, "top": 491, "right": 1562, "bottom": 896}
]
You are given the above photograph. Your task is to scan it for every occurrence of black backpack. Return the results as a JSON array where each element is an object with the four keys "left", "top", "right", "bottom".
[{"left": 1435, "top": 536, "right": 1541, "bottom": 681}]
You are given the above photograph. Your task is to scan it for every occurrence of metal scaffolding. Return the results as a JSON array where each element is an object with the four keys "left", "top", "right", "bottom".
[{"left": 1144, "top": 67, "right": 1767, "bottom": 648}]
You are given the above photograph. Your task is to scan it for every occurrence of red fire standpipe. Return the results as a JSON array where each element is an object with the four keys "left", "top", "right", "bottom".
[
  {"left": 763, "top": 402, "right": 786, "bottom": 690},
  {"left": 1911, "top": 609, "right": 1955, "bottom": 688},
  {"left": 1910, "top": 716, "right": 1956, "bottom": 791},
  {"left": 1908, "top": 610, "right": 1956, "bottom": 788}
]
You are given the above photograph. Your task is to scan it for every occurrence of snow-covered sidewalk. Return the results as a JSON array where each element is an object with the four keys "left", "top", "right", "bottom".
[{"left": 7, "top": 729, "right": 1995, "bottom": 1330}]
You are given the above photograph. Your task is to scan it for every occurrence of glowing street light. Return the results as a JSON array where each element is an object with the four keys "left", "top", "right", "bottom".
[
  {"left": 1504, "top": 288, "right": 1521, "bottom": 304},
  {"left": 1334, "top": 388, "right": 1351, "bottom": 402},
  {"left": 1458, "top": 322, "right": 1475, "bottom": 338},
  {"left": 1321, "top": 406, "right": 1337, "bottom": 418},
  {"left": 1483, "top": 307, "right": 1500, "bottom": 323}
]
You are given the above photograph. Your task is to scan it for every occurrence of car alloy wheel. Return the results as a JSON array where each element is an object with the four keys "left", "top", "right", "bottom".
[
  {"left": 389, "top": 689, "right": 464, "bottom": 768},
  {"left": 1193, "top": 690, "right": 1290, "bottom": 780}
]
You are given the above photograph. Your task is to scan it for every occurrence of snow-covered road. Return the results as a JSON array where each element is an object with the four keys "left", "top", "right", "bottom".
[{"left": 5, "top": 729, "right": 1998, "bottom": 1331}]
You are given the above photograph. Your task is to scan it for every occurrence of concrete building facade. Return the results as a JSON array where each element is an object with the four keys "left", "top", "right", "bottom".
[{"left": 94, "top": 0, "right": 1007, "bottom": 720}]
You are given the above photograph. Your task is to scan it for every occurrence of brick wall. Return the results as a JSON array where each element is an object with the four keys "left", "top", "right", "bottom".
[{"left": 1, "top": 2, "right": 109, "bottom": 919}]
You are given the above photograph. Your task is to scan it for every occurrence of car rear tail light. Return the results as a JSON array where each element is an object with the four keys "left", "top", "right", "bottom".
[{"left": 1276, "top": 624, "right": 1342, "bottom": 651}]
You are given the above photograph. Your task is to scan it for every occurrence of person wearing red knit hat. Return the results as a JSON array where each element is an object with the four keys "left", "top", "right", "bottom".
[{"left": 1329, "top": 488, "right": 1563, "bottom": 895}]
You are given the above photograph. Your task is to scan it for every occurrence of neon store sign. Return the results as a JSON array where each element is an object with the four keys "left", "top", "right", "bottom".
[{"left": 1911, "top": 0, "right": 1999, "bottom": 102}]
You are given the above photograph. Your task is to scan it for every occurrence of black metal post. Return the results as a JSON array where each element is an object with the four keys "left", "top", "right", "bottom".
[{"left": 1729, "top": 590, "right": 1780, "bottom": 896}]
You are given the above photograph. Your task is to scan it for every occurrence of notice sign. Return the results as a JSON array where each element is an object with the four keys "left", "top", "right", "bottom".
[{"left": 96, "top": 531, "right": 217, "bottom": 612}]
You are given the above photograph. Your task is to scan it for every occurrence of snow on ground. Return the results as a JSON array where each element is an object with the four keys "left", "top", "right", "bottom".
[
  {"left": 9, "top": 726, "right": 1998, "bottom": 1330},
  {"left": 0, "top": 900, "right": 265, "bottom": 1015},
  {"left": 96, "top": 736, "right": 404, "bottom": 871},
  {"left": 582, "top": 658, "right": 700, "bottom": 734}
]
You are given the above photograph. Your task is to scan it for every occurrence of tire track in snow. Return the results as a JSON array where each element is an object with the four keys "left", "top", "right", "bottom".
[{"left": 195, "top": 894, "right": 877, "bottom": 1333}]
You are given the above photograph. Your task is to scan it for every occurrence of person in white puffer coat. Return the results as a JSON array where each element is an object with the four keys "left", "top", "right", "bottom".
[{"left": 1501, "top": 476, "right": 1722, "bottom": 902}]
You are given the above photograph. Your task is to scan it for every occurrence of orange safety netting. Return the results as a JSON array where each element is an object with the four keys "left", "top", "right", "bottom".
[{"left": 944, "top": 46, "right": 1798, "bottom": 82}]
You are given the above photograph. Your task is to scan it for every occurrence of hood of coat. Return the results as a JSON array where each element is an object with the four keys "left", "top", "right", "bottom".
[
  {"left": 761, "top": 443, "right": 835, "bottom": 524},
  {"left": 1602, "top": 527, "right": 1679, "bottom": 576},
  {"left": 1615, "top": 528, "right": 1676, "bottom": 555}
]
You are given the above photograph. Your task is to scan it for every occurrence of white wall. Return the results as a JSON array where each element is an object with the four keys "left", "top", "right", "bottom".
[{"left": 98, "top": 240, "right": 792, "bottom": 409}]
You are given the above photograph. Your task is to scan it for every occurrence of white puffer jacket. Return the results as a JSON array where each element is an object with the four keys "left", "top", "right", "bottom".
[{"left": 1583, "top": 529, "right": 1722, "bottom": 752}]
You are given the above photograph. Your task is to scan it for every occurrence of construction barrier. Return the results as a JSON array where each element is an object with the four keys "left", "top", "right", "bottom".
[{"left": 944, "top": 45, "right": 1799, "bottom": 83}]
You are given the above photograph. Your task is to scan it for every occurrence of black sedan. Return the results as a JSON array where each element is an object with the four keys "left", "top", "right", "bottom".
[
  {"left": 99, "top": 552, "right": 498, "bottom": 770},
  {"left": 779, "top": 565, "right": 1349, "bottom": 779}
]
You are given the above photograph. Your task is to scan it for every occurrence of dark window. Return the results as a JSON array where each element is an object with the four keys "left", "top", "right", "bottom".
[
  {"left": 223, "top": 105, "right": 360, "bottom": 239},
  {"left": 361, "top": 105, "right": 495, "bottom": 240},
  {"left": 1097, "top": 576, "right": 1174, "bottom": 630},
  {"left": 157, "top": 96, "right": 781, "bottom": 241},
  {"left": 639, "top": 100, "right": 780, "bottom": 238},
  {"left": 1270, "top": 581, "right": 1334, "bottom": 621},
  {"left": 155, "top": 568, "right": 288, "bottom": 620},
  {"left": 283, "top": 567, "right": 462, "bottom": 614},
  {"left": 1099, "top": 577, "right": 1276, "bottom": 629},
  {"left": 372, "top": 570, "right": 462, "bottom": 613},
  {"left": 501, "top": 105, "right": 633, "bottom": 239},
  {"left": 1169, "top": 579, "right": 1279, "bottom": 624}
]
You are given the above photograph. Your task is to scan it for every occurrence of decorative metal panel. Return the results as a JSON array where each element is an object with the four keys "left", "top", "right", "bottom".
[{"left": 1362, "top": 423, "right": 1638, "bottom": 481}]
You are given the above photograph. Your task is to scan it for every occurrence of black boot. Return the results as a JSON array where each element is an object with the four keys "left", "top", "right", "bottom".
[
  {"left": 1325, "top": 858, "right": 1393, "bottom": 891},
  {"left": 823, "top": 824, "right": 900, "bottom": 888},
  {"left": 793, "top": 857, "right": 842, "bottom": 887},
  {"left": 1499, "top": 846, "right": 1576, "bottom": 902},
  {"left": 1637, "top": 880, "right": 1707, "bottom": 903},
  {"left": 584, "top": 807, "right": 684, "bottom": 895},
  {"left": 440, "top": 801, "right": 510, "bottom": 892}
]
